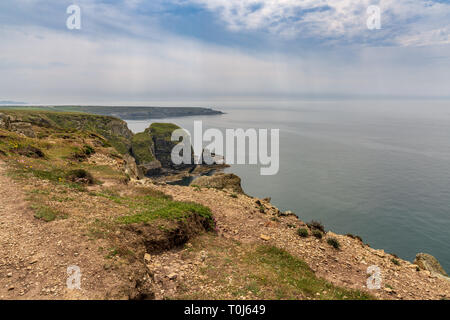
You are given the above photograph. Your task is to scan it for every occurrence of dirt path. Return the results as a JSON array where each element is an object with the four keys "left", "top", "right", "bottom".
[{"left": 0, "top": 161, "right": 118, "bottom": 299}]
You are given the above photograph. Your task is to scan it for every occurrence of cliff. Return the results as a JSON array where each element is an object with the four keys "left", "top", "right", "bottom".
[{"left": 0, "top": 110, "right": 448, "bottom": 300}]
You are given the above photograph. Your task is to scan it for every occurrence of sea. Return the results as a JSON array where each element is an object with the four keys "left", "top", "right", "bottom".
[{"left": 126, "top": 100, "right": 450, "bottom": 272}]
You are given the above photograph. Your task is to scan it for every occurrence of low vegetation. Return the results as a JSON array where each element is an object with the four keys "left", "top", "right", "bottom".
[
  {"left": 175, "top": 235, "right": 372, "bottom": 300},
  {"left": 297, "top": 228, "right": 309, "bottom": 238},
  {"left": 327, "top": 237, "right": 341, "bottom": 250},
  {"left": 131, "top": 131, "right": 155, "bottom": 164},
  {"left": 312, "top": 230, "right": 323, "bottom": 239},
  {"left": 307, "top": 220, "right": 325, "bottom": 233}
]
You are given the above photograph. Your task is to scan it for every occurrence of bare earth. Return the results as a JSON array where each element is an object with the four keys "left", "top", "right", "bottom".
[{"left": 0, "top": 161, "right": 138, "bottom": 300}]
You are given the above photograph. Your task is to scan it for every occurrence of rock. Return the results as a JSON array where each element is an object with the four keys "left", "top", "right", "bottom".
[
  {"left": 139, "top": 160, "right": 162, "bottom": 177},
  {"left": 374, "top": 250, "right": 386, "bottom": 258},
  {"left": 149, "top": 123, "right": 194, "bottom": 170},
  {"left": 191, "top": 173, "right": 244, "bottom": 194},
  {"left": 144, "top": 253, "right": 151, "bottom": 263},
  {"left": 414, "top": 253, "right": 448, "bottom": 277},
  {"left": 123, "top": 154, "right": 144, "bottom": 180},
  {"left": 168, "top": 273, "right": 177, "bottom": 280},
  {"left": 200, "top": 251, "right": 207, "bottom": 262},
  {"left": 7, "top": 272, "right": 12, "bottom": 277},
  {"left": 10, "top": 122, "right": 36, "bottom": 138},
  {"left": 279, "top": 210, "right": 296, "bottom": 217},
  {"left": 260, "top": 234, "right": 271, "bottom": 241}
]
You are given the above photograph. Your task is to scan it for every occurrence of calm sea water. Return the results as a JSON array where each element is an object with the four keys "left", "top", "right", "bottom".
[{"left": 126, "top": 100, "right": 450, "bottom": 272}]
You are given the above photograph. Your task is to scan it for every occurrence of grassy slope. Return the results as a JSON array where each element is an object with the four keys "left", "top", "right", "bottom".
[
  {"left": 131, "top": 131, "right": 155, "bottom": 164},
  {"left": 1, "top": 109, "right": 132, "bottom": 154}
]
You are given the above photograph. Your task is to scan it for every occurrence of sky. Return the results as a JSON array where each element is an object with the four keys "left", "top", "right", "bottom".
[{"left": 0, "top": 0, "right": 449, "bottom": 105}]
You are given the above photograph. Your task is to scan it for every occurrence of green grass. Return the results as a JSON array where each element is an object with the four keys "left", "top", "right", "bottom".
[
  {"left": 312, "top": 230, "right": 323, "bottom": 239},
  {"left": 149, "top": 123, "right": 181, "bottom": 138},
  {"left": 8, "top": 160, "right": 87, "bottom": 191},
  {"left": 116, "top": 194, "right": 214, "bottom": 228},
  {"left": 391, "top": 258, "right": 400, "bottom": 266},
  {"left": 131, "top": 132, "right": 155, "bottom": 164},
  {"left": 0, "top": 109, "right": 132, "bottom": 155},
  {"left": 32, "top": 204, "right": 67, "bottom": 222},
  {"left": 297, "top": 228, "right": 309, "bottom": 238},
  {"left": 327, "top": 237, "right": 341, "bottom": 249},
  {"left": 247, "top": 246, "right": 372, "bottom": 300}
]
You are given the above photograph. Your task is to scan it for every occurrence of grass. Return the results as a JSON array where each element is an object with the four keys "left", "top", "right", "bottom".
[
  {"left": 8, "top": 160, "right": 87, "bottom": 191},
  {"left": 0, "top": 109, "right": 132, "bottom": 154},
  {"left": 149, "top": 123, "right": 181, "bottom": 138},
  {"left": 307, "top": 220, "right": 325, "bottom": 233},
  {"left": 297, "top": 228, "right": 309, "bottom": 238},
  {"left": 176, "top": 236, "right": 373, "bottom": 300},
  {"left": 248, "top": 246, "right": 372, "bottom": 300},
  {"left": 65, "top": 169, "right": 95, "bottom": 185},
  {"left": 391, "top": 258, "right": 400, "bottom": 266},
  {"left": 117, "top": 195, "right": 214, "bottom": 229},
  {"left": 312, "top": 230, "right": 323, "bottom": 239},
  {"left": 32, "top": 204, "right": 67, "bottom": 222},
  {"left": 327, "top": 237, "right": 341, "bottom": 250},
  {"left": 131, "top": 132, "right": 155, "bottom": 164}
]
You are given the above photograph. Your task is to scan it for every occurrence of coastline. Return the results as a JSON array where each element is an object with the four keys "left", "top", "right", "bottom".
[{"left": 0, "top": 108, "right": 448, "bottom": 300}]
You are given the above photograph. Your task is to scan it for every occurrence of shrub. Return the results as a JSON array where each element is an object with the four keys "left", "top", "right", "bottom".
[
  {"left": 391, "top": 258, "right": 400, "bottom": 266},
  {"left": 307, "top": 220, "right": 325, "bottom": 233},
  {"left": 66, "top": 169, "right": 95, "bottom": 185},
  {"left": 297, "top": 228, "right": 309, "bottom": 238},
  {"left": 346, "top": 233, "right": 363, "bottom": 242},
  {"left": 16, "top": 145, "right": 46, "bottom": 158},
  {"left": 312, "top": 230, "right": 323, "bottom": 239},
  {"left": 83, "top": 144, "right": 95, "bottom": 156},
  {"left": 327, "top": 237, "right": 340, "bottom": 249},
  {"left": 71, "top": 145, "right": 95, "bottom": 161}
]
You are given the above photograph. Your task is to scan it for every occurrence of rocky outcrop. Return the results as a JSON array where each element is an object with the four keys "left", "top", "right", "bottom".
[
  {"left": 0, "top": 110, "right": 134, "bottom": 154},
  {"left": 149, "top": 123, "right": 194, "bottom": 171},
  {"left": 139, "top": 160, "right": 162, "bottom": 176},
  {"left": 10, "top": 122, "right": 36, "bottom": 138},
  {"left": 123, "top": 154, "right": 144, "bottom": 180},
  {"left": 0, "top": 113, "right": 36, "bottom": 138},
  {"left": 414, "top": 253, "right": 448, "bottom": 277},
  {"left": 190, "top": 173, "right": 244, "bottom": 194}
]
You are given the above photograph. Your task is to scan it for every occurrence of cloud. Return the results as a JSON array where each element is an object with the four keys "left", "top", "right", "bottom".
[
  {"left": 189, "top": 0, "right": 450, "bottom": 46},
  {"left": 1, "top": 23, "right": 449, "bottom": 104},
  {"left": 0, "top": 1, "right": 448, "bottom": 104}
]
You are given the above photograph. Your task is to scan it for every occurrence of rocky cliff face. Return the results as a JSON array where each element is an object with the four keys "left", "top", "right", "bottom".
[
  {"left": 190, "top": 173, "right": 244, "bottom": 194},
  {"left": 0, "top": 110, "right": 134, "bottom": 155},
  {"left": 1, "top": 110, "right": 203, "bottom": 179},
  {"left": 0, "top": 113, "right": 36, "bottom": 138},
  {"left": 143, "top": 123, "right": 194, "bottom": 173}
]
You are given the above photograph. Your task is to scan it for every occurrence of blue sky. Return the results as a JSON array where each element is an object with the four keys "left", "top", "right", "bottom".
[{"left": 0, "top": 0, "right": 449, "bottom": 104}]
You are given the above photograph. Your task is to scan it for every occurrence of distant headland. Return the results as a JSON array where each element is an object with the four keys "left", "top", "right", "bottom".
[{"left": 0, "top": 105, "right": 223, "bottom": 120}]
